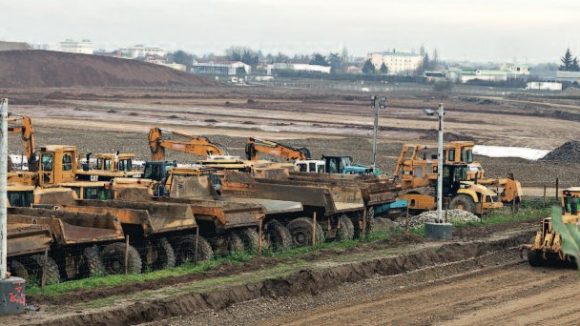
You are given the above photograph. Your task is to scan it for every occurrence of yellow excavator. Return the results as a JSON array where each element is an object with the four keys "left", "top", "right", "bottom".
[
  {"left": 245, "top": 137, "right": 311, "bottom": 161},
  {"left": 148, "top": 127, "right": 226, "bottom": 161},
  {"left": 525, "top": 188, "right": 579, "bottom": 266},
  {"left": 8, "top": 115, "right": 36, "bottom": 171}
]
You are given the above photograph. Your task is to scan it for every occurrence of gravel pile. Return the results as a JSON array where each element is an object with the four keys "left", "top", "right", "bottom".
[
  {"left": 397, "top": 209, "right": 480, "bottom": 229},
  {"left": 541, "top": 140, "right": 580, "bottom": 163}
]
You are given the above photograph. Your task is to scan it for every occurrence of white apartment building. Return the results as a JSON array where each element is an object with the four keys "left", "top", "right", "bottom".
[
  {"left": 369, "top": 51, "right": 423, "bottom": 75},
  {"left": 58, "top": 39, "right": 94, "bottom": 55},
  {"left": 120, "top": 45, "right": 166, "bottom": 59}
]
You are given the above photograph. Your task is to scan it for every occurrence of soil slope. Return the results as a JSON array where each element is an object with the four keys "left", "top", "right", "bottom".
[{"left": 0, "top": 50, "right": 214, "bottom": 88}]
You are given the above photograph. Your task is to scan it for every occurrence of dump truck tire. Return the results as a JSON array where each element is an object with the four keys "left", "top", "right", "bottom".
[
  {"left": 173, "top": 235, "right": 214, "bottom": 264},
  {"left": 238, "top": 228, "right": 260, "bottom": 253},
  {"left": 336, "top": 215, "right": 355, "bottom": 241},
  {"left": 81, "top": 245, "right": 105, "bottom": 278},
  {"left": 101, "top": 242, "right": 142, "bottom": 275},
  {"left": 10, "top": 260, "right": 29, "bottom": 280},
  {"left": 30, "top": 254, "right": 60, "bottom": 285},
  {"left": 449, "top": 195, "right": 476, "bottom": 214},
  {"left": 227, "top": 232, "right": 245, "bottom": 254},
  {"left": 151, "top": 238, "right": 176, "bottom": 270},
  {"left": 287, "top": 217, "right": 325, "bottom": 247},
  {"left": 527, "top": 250, "right": 545, "bottom": 267},
  {"left": 266, "top": 221, "right": 292, "bottom": 251}
]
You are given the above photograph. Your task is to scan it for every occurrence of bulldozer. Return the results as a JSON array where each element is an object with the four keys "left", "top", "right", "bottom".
[
  {"left": 394, "top": 144, "right": 503, "bottom": 215},
  {"left": 525, "top": 188, "right": 579, "bottom": 267}
]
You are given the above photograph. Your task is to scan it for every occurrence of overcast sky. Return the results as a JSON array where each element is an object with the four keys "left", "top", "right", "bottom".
[{"left": 2, "top": 0, "right": 579, "bottom": 63}]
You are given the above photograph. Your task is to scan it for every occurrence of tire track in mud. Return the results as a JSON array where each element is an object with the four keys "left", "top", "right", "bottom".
[{"left": 29, "top": 231, "right": 532, "bottom": 326}]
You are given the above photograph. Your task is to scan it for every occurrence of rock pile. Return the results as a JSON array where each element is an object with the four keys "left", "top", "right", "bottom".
[
  {"left": 541, "top": 140, "right": 580, "bottom": 163},
  {"left": 397, "top": 209, "right": 481, "bottom": 229}
]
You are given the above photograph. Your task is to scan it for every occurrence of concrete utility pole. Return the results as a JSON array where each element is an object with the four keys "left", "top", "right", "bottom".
[
  {"left": 370, "top": 96, "right": 386, "bottom": 171},
  {"left": 0, "top": 98, "right": 7, "bottom": 280},
  {"left": 436, "top": 103, "right": 444, "bottom": 223}
]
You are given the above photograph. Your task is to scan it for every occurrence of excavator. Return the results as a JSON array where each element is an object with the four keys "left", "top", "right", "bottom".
[
  {"left": 245, "top": 137, "right": 311, "bottom": 161},
  {"left": 8, "top": 115, "right": 36, "bottom": 171},
  {"left": 525, "top": 187, "right": 579, "bottom": 267},
  {"left": 148, "top": 127, "right": 226, "bottom": 161}
]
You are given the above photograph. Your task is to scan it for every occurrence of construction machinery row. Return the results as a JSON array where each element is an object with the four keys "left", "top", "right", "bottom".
[{"left": 6, "top": 118, "right": 524, "bottom": 285}]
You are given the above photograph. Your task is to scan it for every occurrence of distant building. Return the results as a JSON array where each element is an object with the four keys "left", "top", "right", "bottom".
[
  {"left": 501, "top": 64, "right": 529, "bottom": 77},
  {"left": 59, "top": 39, "right": 94, "bottom": 54},
  {"left": 191, "top": 61, "right": 251, "bottom": 76},
  {"left": 460, "top": 69, "right": 509, "bottom": 83},
  {"left": 556, "top": 70, "right": 580, "bottom": 82},
  {"left": 267, "top": 63, "right": 331, "bottom": 75},
  {"left": 158, "top": 63, "right": 187, "bottom": 72},
  {"left": 368, "top": 50, "right": 423, "bottom": 75},
  {"left": 0, "top": 41, "right": 30, "bottom": 51},
  {"left": 526, "top": 81, "right": 562, "bottom": 91},
  {"left": 120, "top": 45, "right": 166, "bottom": 59}
]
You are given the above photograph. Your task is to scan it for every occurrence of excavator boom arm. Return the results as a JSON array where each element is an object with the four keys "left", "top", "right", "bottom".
[
  {"left": 148, "top": 127, "right": 225, "bottom": 160},
  {"left": 245, "top": 137, "right": 310, "bottom": 161}
]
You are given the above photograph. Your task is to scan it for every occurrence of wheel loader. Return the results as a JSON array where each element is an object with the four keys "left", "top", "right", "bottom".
[{"left": 525, "top": 187, "right": 580, "bottom": 267}]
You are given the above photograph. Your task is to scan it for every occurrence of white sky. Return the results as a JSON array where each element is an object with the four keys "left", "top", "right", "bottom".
[{"left": 1, "top": 0, "right": 579, "bottom": 63}]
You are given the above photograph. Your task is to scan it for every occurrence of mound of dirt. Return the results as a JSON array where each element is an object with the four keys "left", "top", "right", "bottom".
[
  {"left": 541, "top": 140, "right": 580, "bottom": 163},
  {"left": 0, "top": 50, "right": 215, "bottom": 88}
]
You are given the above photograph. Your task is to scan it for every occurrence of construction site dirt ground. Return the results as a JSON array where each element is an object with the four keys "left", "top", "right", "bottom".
[{"left": 1, "top": 84, "right": 579, "bottom": 324}]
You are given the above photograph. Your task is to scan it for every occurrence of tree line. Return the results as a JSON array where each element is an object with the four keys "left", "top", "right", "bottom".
[{"left": 560, "top": 48, "right": 580, "bottom": 72}]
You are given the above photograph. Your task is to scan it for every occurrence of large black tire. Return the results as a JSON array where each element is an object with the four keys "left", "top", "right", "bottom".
[
  {"left": 30, "top": 254, "right": 60, "bottom": 285},
  {"left": 287, "top": 217, "right": 325, "bottom": 247},
  {"left": 172, "top": 235, "right": 214, "bottom": 264},
  {"left": 266, "top": 221, "right": 292, "bottom": 251},
  {"left": 101, "top": 242, "right": 142, "bottom": 275},
  {"left": 10, "top": 260, "right": 29, "bottom": 280},
  {"left": 527, "top": 250, "right": 545, "bottom": 267},
  {"left": 227, "top": 232, "right": 245, "bottom": 254},
  {"left": 81, "top": 245, "right": 105, "bottom": 278},
  {"left": 150, "top": 237, "right": 176, "bottom": 270},
  {"left": 449, "top": 195, "right": 477, "bottom": 215},
  {"left": 336, "top": 215, "right": 355, "bottom": 241},
  {"left": 237, "top": 228, "right": 260, "bottom": 253}
]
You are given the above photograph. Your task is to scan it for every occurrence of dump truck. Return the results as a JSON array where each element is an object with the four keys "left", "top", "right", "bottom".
[
  {"left": 525, "top": 187, "right": 579, "bottom": 267},
  {"left": 220, "top": 168, "right": 366, "bottom": 245},
  {"left": 112, "top": 167, "right": 298, "bottom": 253},
  {"left": 9, "top": 206, "right": 127, "bottom": 282}
]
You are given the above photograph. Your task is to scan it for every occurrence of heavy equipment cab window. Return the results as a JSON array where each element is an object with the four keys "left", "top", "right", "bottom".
[
  {"left": 83, "top": 187, "right": 111, "bottom": 200},
  {"left": 413, "top": 167, "right": 423, "bottom": 178},
  {"left": 461, "top": 149, "right": 473, "bottom": 163},
  {"left": 7, "top": 191, "right": 33, "bottom": 208},
  {"left": 297, "top": 163, "right": 307, "bottom": 172},
  {"left": 317, "top": 165, "right": 325, "bottom": 173},
  {"left": 62, "top": 154, "right": 73, "bottom": 171},
  {"left": 118, "top": 159, "right": 132, "bottom": 171},
  {"left": 448, "top": 149, "right": 455, "bottom": 162},
  {"left": 309, "top": 162, "right": 316, "bottom": 172},
  {"left": 41, "top": 154, "right": 53, "bottom": 171}
]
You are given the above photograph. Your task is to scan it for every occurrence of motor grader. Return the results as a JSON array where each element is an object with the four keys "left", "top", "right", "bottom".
[{"left": 525, "top": 188, "right": 580, "bottom": 267}]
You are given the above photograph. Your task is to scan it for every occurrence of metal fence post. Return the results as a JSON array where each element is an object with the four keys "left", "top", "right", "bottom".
[
  {"left": 124, "top": 235, "right": 129, "bottom": 275},
  {"left": 311, "top": 212, "right": 317, "bottom": 246}
]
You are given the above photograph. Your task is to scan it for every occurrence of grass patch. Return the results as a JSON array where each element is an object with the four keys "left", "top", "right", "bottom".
[{"left": 457, "top": 207, "right": 551, "bottom": 228}]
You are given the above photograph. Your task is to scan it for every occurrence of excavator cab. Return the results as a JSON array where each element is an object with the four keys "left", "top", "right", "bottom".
[
  {"left": 38, "top": 145, "right": 77, "bottom": 185},
  {"left": 143, "top": 161, "right": 177, "bottom": 182}
]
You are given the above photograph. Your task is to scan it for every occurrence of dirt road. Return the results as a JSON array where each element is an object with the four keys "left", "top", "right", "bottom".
[{"left": 162, "top": 263, "right": 579, "bottom": 326}]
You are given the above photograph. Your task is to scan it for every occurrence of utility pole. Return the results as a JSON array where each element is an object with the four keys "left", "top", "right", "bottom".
[
  {"left": 0, "top": 98, "right": 7, "bottom": 280},
  {"left": 436, "top": 103, "right": 444, "bottom": 223},
  {"left": 370, "top": 96, "right": 386, "bottom": 171},
  {"left": 0, "top": 98, "right": 26, "bottom": 315}
]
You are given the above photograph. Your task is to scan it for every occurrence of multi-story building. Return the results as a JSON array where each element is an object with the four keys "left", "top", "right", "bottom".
[
  {"left": 58, "top": 39, "right": 94, "bottom": 55},
  {"left": 369, "top": 50, "right": 423, "bottom": 75},
  {"left": 120, "top": 45, "right": 166, "bottom": 59}
]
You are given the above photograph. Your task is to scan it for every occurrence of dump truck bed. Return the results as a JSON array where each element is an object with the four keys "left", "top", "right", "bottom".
[
  {"left": 222, "top": 197, "right": 303, "bottom": 215},
  {"left": 7, "top": 219, "right": 52, "bottom": 257},
  {"left": 9, "top": 207, "right": 125, "bottom": 245}
]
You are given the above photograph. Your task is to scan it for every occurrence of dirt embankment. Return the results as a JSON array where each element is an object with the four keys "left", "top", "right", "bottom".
[
  {"left": 541, "top": 140, "right": 580, "bottom": 163},
  {"left": 29, "top": 231, "right": 532, "bottom": 326},
  {"left": 0, "top": 50, "right": 215, "bottom": 88}
]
